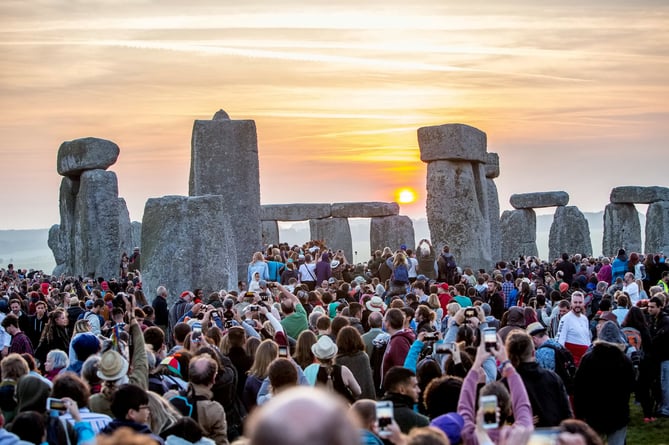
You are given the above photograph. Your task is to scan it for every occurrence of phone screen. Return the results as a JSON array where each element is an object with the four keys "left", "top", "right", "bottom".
[
  {"left": 376, "top": 401, "right": 394, "bottom": 437},
  {"left": 480, "top": 395, "right": 498, "bottom": 429},
  {"left": 528, "top": 427, "right": 560, "bottom": 445},
  {"left": 278, "top": 346, "right": 288, "bottom": 357},
  {"left": 483, "top": 328, "right": 497, "bottom": 351},
  {"left": 47, "top": 397, "right": 66, "bottom": 412}
]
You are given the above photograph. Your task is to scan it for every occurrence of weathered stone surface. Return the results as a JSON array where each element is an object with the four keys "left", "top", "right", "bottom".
[
  {"left": 57, "top": 138, "right": 120, "bottom": 177},
  {"left": 309, "top": 218, "right": 353, "bottom": 263},
  {"left": 142, "top": 195, "right": 238, "bottom": 306},
  {"left": 118, "top": 198, "right": 133, "bottom": 256},
  {"left": 487, "top": 178, "right": 501, "bottom": 261},
  {"left": 189, "top": 117, "right": 262, "bottom": 279},
  {"left": 261, "top": 204, "right": 332, "bottom": 221},
  {"left": 549, "top": 206, "right": 593, "bottom": 260},
  {"left": 610, "top": 186, "right": 669, "bottom": 204},
  {"left": 485, "top": 152, "right": 500, "bottom": 179},
  {"left": 370, "top": 216, "right": 416, "bottom": 255},
  {"left": 331, "top": 202, "right": 399, "bottom": 218},
  {"left": 418, "top": 124, "right": 487, "bottom": 163},
  {"left": 510, "top": 191, "right": 569, "bottom": 209},
  {"left": 262, "top": 220, "right": 280, "bottom": 247},
  {"left": 423, "top": 160, "right": 491, "bottom": 271},
  {"left": 73, "top": 170, "right": 121, "bottom": 279},
  {"left": 131, "top": 221, "right": 142, "bottom": 252},
  {"left": 49, "top": 177, "right": 78, "bottom": 275},
  {"left": 645, "top": 201, "right": 669, "bottom": 254},
  {"left": 602, "top": 203, "right": 642, "bottom": 257},
  {"left": 213, "top": 109, "right": 230, "bottom": 120},
  {"left": 48, "top": 224, "right": 68, "bottom": 276},
  {"left": 500, "top": 209, "right": 538, "bottom": 260}
]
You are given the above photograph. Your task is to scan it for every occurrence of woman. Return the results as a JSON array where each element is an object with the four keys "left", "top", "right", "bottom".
[
  {"left": 44, "top": 349, "right": 69, "bottom": 381},
  {"left": 247, "top": 252, "right": 269, "bottom": 286},
  {"left": 315, "top": 252, "right": 332, "bottom": 284},
  {"left": 35, "top": 308, "right": 70, "bottom": 371},
  {"left": 305, "top": 335, "right": 361, "bottom": 403},
  {"left": 388, "top": 251, "right": 410, "bottom": 296},
  {"left": 335, "top": 326, "right": 375, "bottom": 400},
  {"left": 280, "top": 260, "right": 299, "bottom": 285},
  {"left": 293, "top": 330, "right": 317, "bottom": 370},
  {"left": 298, "top": 254, "right": 318, "bottom": 290},
  {"left": 415, "top": 239, "right": 436, "bottom": 280},
  {"left": 415, "top": 305, "right": 437, "bottom": 334},
  {"left": 243, "top": 339, "right": 278, "bottom": 412},
  {"left": 628, "top": 252, "right": 646, "bottom": 281},
  {"left": 119, "top": 252, "right": 129, "bottom": 278},
  {"left": 147, "top": 390, "right": 182, "bottom": 436},
  {"left": 622, "top": 306, "right": 654, "bottom": 422},
  {"left": 517, "top": 281, "right": 532, "bottom": 307},
  {"left": 426, "top": 294, "right": 444, "bottom": 332}
]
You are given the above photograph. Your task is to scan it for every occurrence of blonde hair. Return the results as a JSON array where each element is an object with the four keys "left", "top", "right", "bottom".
[
  {"left": 74, "top": 319, "right": 92, "bottom": 335},
  {"left": 427, "top": 293, "right": 441, "bottom": 309},
  {"left": 147, "top": 390, "right": 182, "bottom": 434},
  {"left": 447, "top": 302, "right": 461, "bottom": 317},
  {"left": 248, "top": 340, "right": 278, "bottom": 379},
  {"left": 251, "top": 252, "right": 265, "bottom": 263}
]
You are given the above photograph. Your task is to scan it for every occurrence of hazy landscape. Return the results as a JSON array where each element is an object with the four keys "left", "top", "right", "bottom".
[{"left": 2, "top": 211, "right": 648, "bottom": 273}]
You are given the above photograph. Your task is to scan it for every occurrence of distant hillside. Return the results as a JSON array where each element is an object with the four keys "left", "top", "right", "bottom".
[{"left": 0, "top": 211, "right": 646, "bottom": 271}]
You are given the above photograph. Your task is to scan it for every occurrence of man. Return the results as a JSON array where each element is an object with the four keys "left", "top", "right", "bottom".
[
  {"left": 486, "top": 280, "right": 505, "bottom": 321},
  {"left": 168, "top": 291, "right": 194, "bottom": 344},
  {"left": 381, "top": 366, "right": 429, "bottom": 433},
  {"left": 529, "top": 322, "right": 561, "bottom": 373},
  {"left": 411, "top": 281, "right": 427, "bottom": 303},
  {"left": 381, "top": 309, "right": 414, "bottom": 379},
  {"left": 657, "top": 271, "right": 669, "bottom": 294},
  {"left": 100, "top": 384, "right": 164, "bottom": 444},
  {"left": 81, "top": 299, "right": 105, "bottom": 335},
  {"left": 555, "top": 253, "right": 576, "bottom": 286},
  {"left": 648, "top": 296, "right": 669, "bottom": 417},
  {"left": 347, "top": 302, "right": 364, "bottom": 334},
  {"left": 152, "top": 285, "right": 169, "bottom": 332},
  {"left": 506, "top": 330, "right": 572, "bottom": 427},
  {"left": 8, "top": 300, "right": 28, "bottom": 333},
  {"left": 623, "top": 272, "right": 640, "bottom": 306},
  {"left": 549, "top": 299, "right": 570, "bottom": 339},
  {"left": 452, "top": 284, "right": 472, "bottom": 308},
  {"left": 25, "top": 300, "right": 47, "bottom": 347},
  {"left": 362, "top": 312, "right": 384, "bottom": 359},
  {"left": 611, "top": 249, "right": 628, "bottom": 283},
  {"left": 556, "top": 292, "right": 591, "bottom": 367},
  {"left": 0, "top": 314, "right": 33, "bottom": 355},
  {"left": 277, "top": 283, "right": 308, "bottom": 340}
]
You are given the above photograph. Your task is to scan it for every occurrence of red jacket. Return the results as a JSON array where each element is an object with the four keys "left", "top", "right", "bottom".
[{"left": 382, "top": 329, "right": 415, "bottom": 378}]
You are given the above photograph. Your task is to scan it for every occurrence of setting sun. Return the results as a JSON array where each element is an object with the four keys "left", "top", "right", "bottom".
[{"left": 396, "top": 187, "right": 417, "bottom": 204}]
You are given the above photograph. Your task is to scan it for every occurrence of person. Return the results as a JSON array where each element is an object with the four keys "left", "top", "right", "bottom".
[
  {"left": 153, "top": 286, "right": 170, "bottom": 332},
  {"left": 168, "top": 292, "right": 194, "bottom": 344},
  {"left": 242, "top": 340, "right": 278, "bottom": 412},
  {"left": 167, "top": 354, "right": 229, "bottom": 445},
  {"left": 382, "top": 309, "right": 414, "bottom": 379},
  {"left": 100, "top": 384, "right": 165, "bottom": 444},
  {"left": 457, "top": 334, "right": 533, "bottom": 444},
  {"left": 35, "top": 308, "right": 70, "bottom": 372},
  {"left": 362, "top": 312, "right": 384, "bottom": 359},
  {"left": 298, "top": 254, "right": 318, "bottom": 290},
  {"left": 415, "top": 240, "right": 436, "bottom": 281},
  {"left": 247, "top": 252, "right": 269, "bottom": 286},
  {"left": 623, "top": 272, "right": 640, "bottom": 306},
  {"left": 380, "top": 366, "right": 429, "bottom": 434},
  {"left": 556, "top": 291, "right": 591, "bottom": 366},
  {"left": 621, "top": 306, "right": 655, "bottom": 422},
  {"left": 555, "top": 253, "right": 576, "bottom": 285},
  {"left": 335, "top": 326, "right": 375, "bottom": 400},
  {"left": 505, "top": 331, "right": 572, "bottom": 427},
  {"left": 305, "top": 335, "right": 361, "bottom": 403},
  {"left": 573, "top": 321, "right": 635, "bottom": 445},
  {"left": 648, "top": 296, "right": 669, "bottom": 417},
  {"left": 276, "top": 283, "right": 308, "bottom": 340},
  {"left": 44, "top": 349, "right": 69, "bottom": 381},
  {"left": 0, "top": 353, "right": 29, "bottom": 423},
  {"left": 611, "top": 249, "right": 628, "bottom": 283},
  {"left": 1, "top": 314, "right": 33, "bottom": 355},
  {"left": 436, "top": 245, "right": 457, "bottom": 285},
  {"left": 52, "top": 372, "right": 113, "bottom": 433},
  {"left": 350, "top": 399, "right": 405, "bottom": 445},
  {"left": 244, "top": 386, "right": 360, "bottom": 445},
  {"left": 25, "top": 299, "right": 48, "bottom": 348}
]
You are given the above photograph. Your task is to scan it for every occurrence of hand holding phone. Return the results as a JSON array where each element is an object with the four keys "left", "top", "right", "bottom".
[
  {"left": 375, "top": 401, "right": 394, "bottom": 438},
  {"left": 480, "top": 394, "right": 498, "bottom": 429},
  {"left": 483, "top": 327, "right": 497, "bottom": 352}
]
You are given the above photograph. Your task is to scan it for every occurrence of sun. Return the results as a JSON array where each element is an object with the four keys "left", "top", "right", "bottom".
[{"left": 396, "top": 187, "right": 417, "bottom": 204}]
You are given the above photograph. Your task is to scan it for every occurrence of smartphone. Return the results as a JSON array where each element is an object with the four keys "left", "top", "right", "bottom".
[
  {"left": 278, "top": 345, "right": 288, "bottom": 358},
  {"left": 483, "top": 327, "right": 497, "bottom": 352},
  {"left": 46, "top": 397, "right": 66, "bottom": 412},
  {"left": 249, "top": 305, "right": 259, "bottom": 312},
  {"left": 423, "top": 333, "right": 438, "bottom": 342},
  {"left": 480, "top": 394, "right": 498, "bottom": 429},
  {"left": 375, "top": 401, "right": 394, "bottom": 438},
  {"left": 192, "top": 322, "right": 202, "bottom": 343},
  {"left": 436, "top": 342, "right": 455, "bottom": 354},
  {"left": 464, "top": 308, "right": 477, "bottom": 319},
  {"left": 224, "top": 320, "right": 234, "bottom": 329},
  {"left": 528, "top": 427, "right": 560, "bottom": 445}
]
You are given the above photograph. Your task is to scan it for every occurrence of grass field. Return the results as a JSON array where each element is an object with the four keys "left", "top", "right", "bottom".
[{"left": 627, "top": 401, "right": 668, "bottom": 445}]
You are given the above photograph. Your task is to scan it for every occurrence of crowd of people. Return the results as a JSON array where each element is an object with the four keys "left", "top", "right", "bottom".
[{"left": 0, "top": 241, "right": 668, "bottom": 445}]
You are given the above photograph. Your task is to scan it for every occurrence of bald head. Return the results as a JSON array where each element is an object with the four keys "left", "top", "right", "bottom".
[
  {"left": 368, "top": 311, "right": 383, "bottom": 329},
  {"left": 247, "top": 387, "right": 359, "bottom": 445}
]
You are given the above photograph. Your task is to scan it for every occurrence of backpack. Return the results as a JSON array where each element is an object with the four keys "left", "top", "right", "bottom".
[
  {"left": 168, "top": 386, "right": 209, "bottom": 421},
  {"left": 392, "top": 264, "right": 409, "bottom": 284},
  {"left": 621, "top": 327, "right": 644, "bottom": 362},
  {"left": 370, "top": 341, "right": 388, "bottom": 398},
  {"left": 538, "top": 342, "right": 576, "bottom": 393}
]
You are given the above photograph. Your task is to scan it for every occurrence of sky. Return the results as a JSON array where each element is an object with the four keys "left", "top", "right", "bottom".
[{"left": 1, "top": 0, "right": 668, "bottom": 230}]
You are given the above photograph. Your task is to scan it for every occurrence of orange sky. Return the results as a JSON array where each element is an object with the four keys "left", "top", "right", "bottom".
[{"left": 1, "top": 1, "right": 667, "bottom": 229}]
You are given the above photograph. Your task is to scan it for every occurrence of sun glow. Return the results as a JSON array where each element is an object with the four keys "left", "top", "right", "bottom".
[{"left": 396, "top": 188, "right": 417, "bottom": 204}]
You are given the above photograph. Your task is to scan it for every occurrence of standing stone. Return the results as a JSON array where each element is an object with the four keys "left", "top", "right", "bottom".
[
  {"left": 309, "top": 218, "right": 353, "bottom": 263},
  {"left": 47, "top": 224, "right": 67, "bottom": 276},
  {"left": 485, "top": 153, "right": 501, "bottom": 262},
  {"left": 57, "top": 137, "right": 120, "bottom": 177},
  {"left": 602, "top": 203, "right": 642, "bottom": 257},
  {"left": 419, "top": 123, "right": 492, "bottom": 271},
  {"left": 549, "top": 206, "right": 593, "bottom": 260},
  {"left": 189, "top": 112, "right": 261, "bottom": 279},
  {"left": 118, "top": 198, "right": 133, "bottom": 256},
  {"left": 370, "top": 216, "right": 416, "bottom": 255},
  {"left": 645, "top": 201, "right": 669, "bottom": 254},
  {"left": 262, "top": 221, "right": 280, "bottom": 247},
  {"left": 500, "top": 209, "right": 538, "bottom": 261},
  {"left": 141, "top": 195, "right": 238, "bottom": 306},
  {"left": 51, "top": 176, "right": 79, "bottom": 275},
  {"left": 73, "top": 169, "right": 121, "bottom": 279}
]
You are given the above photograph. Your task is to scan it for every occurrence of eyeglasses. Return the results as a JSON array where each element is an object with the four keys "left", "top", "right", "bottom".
[{"left": 138, "top": 405, "right": 150, "bottom": 411}]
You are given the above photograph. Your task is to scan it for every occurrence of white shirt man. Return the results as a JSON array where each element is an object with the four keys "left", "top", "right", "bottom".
[
  {"left": 557, "top": 291, "right": 591, "bottom": 367},
  {"left": 622, "top": 272, "right": 640, "bottom": 306}
]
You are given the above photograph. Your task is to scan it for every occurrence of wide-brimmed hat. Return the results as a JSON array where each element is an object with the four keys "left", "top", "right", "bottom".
[
  {"left": 330, "top": 260, "right": 340, "bottom": 269},
  {"left": 96, "top": 349, "right": 129, "bottom": 381},
  {"left": 526, "top": 322, "right": 547, "bottom": 337},
  {"left": 311, "top": 336, "right": 338, "bottom": 360},
  {"left": 365, "top": 296, "right": 387, "bottom": 312}
]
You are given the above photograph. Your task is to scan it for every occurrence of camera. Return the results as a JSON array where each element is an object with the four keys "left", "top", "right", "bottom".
[
  {"left": 248, "top": 305, "right": 259, "bottom": 312},
  {"left": 224, "top": 320, "right": 234, "bottom": 329},
  {"left": 464, "top": 308, "right": 476, "bottom": 319},
  {"left": 423, "top": 333, "right": 438, "bottom": 342}
]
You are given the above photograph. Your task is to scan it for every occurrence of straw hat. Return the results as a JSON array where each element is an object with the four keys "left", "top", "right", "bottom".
[{"left": 96, "top": 350, "right": 129, "bottom": 381}]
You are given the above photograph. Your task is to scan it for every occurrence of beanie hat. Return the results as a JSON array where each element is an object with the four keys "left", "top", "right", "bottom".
[
  {"left": 430, "top": 412, "right": 464, "bottom": 444},
  {"left": 72, "top": 333, "right": 101, "bottom": 361},
  {"left": 559, "top": 282, "right": 569, "bottom": 293}
]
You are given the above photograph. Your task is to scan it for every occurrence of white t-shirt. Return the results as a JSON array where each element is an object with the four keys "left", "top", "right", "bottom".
[
  {"left": 557, "top": 311, "right": 591, "bottom": 347},
  {"left": 408, "top": 257, "right": 418, "bottom": 278},
  {"left": 623, "top": 282, "right": 640, "bottom": 306},
  {"left": 299, "top": 263, "right": 317, "bottom": 282}
]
